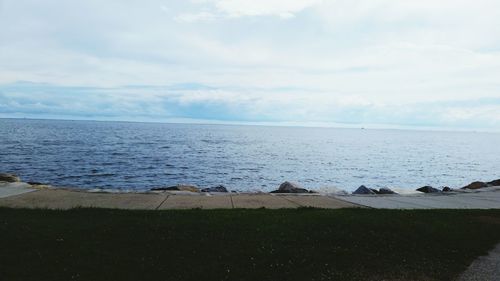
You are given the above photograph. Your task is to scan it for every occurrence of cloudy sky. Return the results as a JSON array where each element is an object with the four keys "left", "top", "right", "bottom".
[{"left": 1, "top": 0, "right": 500, "bottom": 130}]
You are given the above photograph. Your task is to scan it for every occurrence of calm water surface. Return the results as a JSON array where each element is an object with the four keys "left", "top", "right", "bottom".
[{"left": 1, "top": 119, "right": 499, "bottom": 192}]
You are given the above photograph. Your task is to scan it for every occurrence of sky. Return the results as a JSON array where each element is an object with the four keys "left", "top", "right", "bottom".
[{"left": 1, "top": 0, "right": 500, "bottom": 130}]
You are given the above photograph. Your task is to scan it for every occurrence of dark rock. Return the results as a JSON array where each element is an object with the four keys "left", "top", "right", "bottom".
[
  {"left": 352, "top": 185, "right": 376, "bottom": 195},
  {"left": 0, "top": 173, "right": 20, "bottom": 183},
  {"left": 487, "top": 179, "right": 500, "bottom": 187},
  {"left": 27, "top": 182, "right": 45, "bottom": 186},
  {"left": 270, "top": 181, "right": 309, "bottom": 193},
  {"left": 201, "top": 185, "right": 228, "bottom": 193},
  {"left": 151, "top": 184, "right": 200, "bottom": 192},
  {"left": 151, "top": 186, "right": 170, "bottom": 191},
  {"left": 462, "top": 181, "right": 488, "bottom": 190},
  {"left": 416, "top": 186, "right": 441, "bottom": 193},
  {"left": 369, "top": 188, "right": 380, "bottom": 194},
  {"left": 442, "top": 186, "right": 452, "bottom": 192},
  {"left": 379, "top": 187, "right": 397, "bottom": 194}
]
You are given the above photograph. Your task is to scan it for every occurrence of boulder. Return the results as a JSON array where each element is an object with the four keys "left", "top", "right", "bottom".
[
  {"left": 462, "top": 181, "right": 488, "bottom": 190},
  {"left": 416, "top": 186, "right": 441, "bottom": 193},
  {"left": 27, "top": 181, "right": 44, "bottom": 186},
  {"left": 270, "top": 181, "right": 309, "bottom": 193},
  {"left": 0, "top": 173, "right": 20, "bottom": 183},
  {"left": 151, "top": 184, "right": 200, "bottom": 192},
  {"left": 442, "top": 186, "right": 452, "bottom": 192},
  {"left": 379, "top": 187, "right": 397, "bottom": 194},
  {"left": 487, "top": 179, "right": 500, "bottom": 187},
  {"left": 26, "top": 182, "right": 51, "bottom": 189},
  {"left": 352, "top": 185, "right": 376, "bottom": 195},
  {"left": 201, "top": 185, "right": 228, "bottom": 193}
]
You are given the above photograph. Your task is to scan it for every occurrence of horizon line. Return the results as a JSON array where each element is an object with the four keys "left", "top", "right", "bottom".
[{"left": 1, "top": 116, "right": 498, "bottom": 134}]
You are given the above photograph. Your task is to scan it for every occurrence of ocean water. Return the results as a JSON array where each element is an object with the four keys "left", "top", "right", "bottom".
[{"left": 1, "top": 118, "right": 499, "bottom": 192}]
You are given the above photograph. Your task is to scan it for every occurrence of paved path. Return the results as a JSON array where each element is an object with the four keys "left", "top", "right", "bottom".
[
  {"left": 1, "top": 183, "right": 499, "bottom": 210},
  {"left": 0, "top": 182, "right": 36, "bottom": 198},
  {"left": 0, "top": 189, "right": 358, "bottom": 210},
  {"left": 457, "top": 243, "right": 500, "bottom": 281},
  {"left": 335, "top": 187, "right": 500, "bottom": 209}
]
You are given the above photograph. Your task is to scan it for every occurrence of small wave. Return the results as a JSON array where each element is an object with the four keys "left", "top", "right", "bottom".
[
  {"left": 314, "top": 186, "right": 349, "bottom": 195},
  {"left": 87, "top": 173, "right": 115, "bottom": 177},
  {"left": 58, "top": 175, "right": 84, "bottom": 180}
]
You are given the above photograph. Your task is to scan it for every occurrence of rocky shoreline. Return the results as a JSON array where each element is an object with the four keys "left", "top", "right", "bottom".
[
  {"left": 2, "top": 172, "right": 500, "bottom": 210},
  {"left": 1, "top": 173, "right": 499, "bottom": 196}
]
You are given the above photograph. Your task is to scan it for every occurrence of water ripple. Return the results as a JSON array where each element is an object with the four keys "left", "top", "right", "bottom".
[{"left": 1, "top": 119, "right": 499, "bottom": 191}]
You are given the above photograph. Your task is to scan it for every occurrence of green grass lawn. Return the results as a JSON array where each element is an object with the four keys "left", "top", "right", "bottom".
[{"left": 1, "top": 208, "right": 500, "bottom": 281}]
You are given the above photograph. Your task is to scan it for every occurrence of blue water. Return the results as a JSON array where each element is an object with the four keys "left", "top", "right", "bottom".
[{"left": 1, "top": 118, "right": 499, "bottom": 192}]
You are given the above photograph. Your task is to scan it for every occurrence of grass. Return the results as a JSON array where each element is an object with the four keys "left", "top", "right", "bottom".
[{"left": 1, "top": 208, "right": 500, "bottom": 281}]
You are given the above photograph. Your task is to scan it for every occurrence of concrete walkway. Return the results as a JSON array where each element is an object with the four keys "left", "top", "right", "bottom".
[
  {"left": 335, "top": 187, "right": 500, "bottom": 209},
  {"left": 1, "top": 183, "right": 499, "bottom": 210},
  {"left": 457, "top": 243, "right": 500, "bottom": 281},
  {"left": 0, "top": 189, "right": 358, "bottom": 210},
  {"left": 0, "top": 182, "right": 37, "bottom": 198}
]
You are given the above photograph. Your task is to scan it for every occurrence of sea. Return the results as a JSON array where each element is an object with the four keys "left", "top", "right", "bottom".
[{"left": 1, "top": 118, "right": 499, "bottom": 192}]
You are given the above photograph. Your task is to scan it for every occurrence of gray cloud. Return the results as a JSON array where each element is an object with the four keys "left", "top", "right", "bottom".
[{"left": 1, "top": 82, "right": 499, "bottom": 130}]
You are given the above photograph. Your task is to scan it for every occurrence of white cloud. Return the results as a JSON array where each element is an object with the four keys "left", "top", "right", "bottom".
[
  {"left": 174, "top": 11, "right": 220, "bottom": 22},
  {"left": 176, "top": 0, "right": 321, "bottom": 21},
  {"left": 314, "top": 0, "right": 500, "bottom": 49},
  {"left": 442, "top": 106, "right": 500, "bottom": 123},
  {"left": 212, "top": 0, "right": 321, "bottom": 18}
]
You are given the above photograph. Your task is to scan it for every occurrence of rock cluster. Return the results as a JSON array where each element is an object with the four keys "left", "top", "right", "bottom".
[
  {"left": 379, "top": 187, "right": 397, "bottom": 194},
  {"left": 414, "top": 179, "right": 500, "bottom": 193},
  {"left": 352, "top": 185, "right": 397, "bottom": 195},
  {"left": 488, "top": 179, "right": 500, "bottom": 186},
  {"left": 201, "top": 185, "right": 228, "bottom": 193},
  {"left": 416, "top": 186, "right": 441, "bottom": 193},
  {"left": 0, "top": 173, "right": 20, "bottom": 183},
  {"left": 462, "top": 181, "right": 488, "bottom": 190},
  {"left": 461, "top": 179, "right": 500, "bottom": 190},
  {"left": 3, "top": 171, "right": 499, "bottom": 195},
  {"left": 415, "top": 186, "right": 456, "bottom": 193},
  {"left": 352, "top": 185, "right": 375, "bottom": 195},
  {"left": 151, "top": 184, "right": 231, "bottom": 193},
  {"left": 151, "top": 184, "right": 200, "bottom": 192},
  {"left": 270, "top": 181, "right": 311, "bottom": 194},
  {"left": 0, "top": 174, "right": 51, "bottom": 190}
]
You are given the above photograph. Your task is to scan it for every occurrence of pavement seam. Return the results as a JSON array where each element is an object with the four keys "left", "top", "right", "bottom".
[
  {"left": 155, "top": 195, "right": 170, "bottom": 210},
  {"left": 229, "top": 195, "right": 235, "bottom": 209},
  {"left": 331, "top": 196, "right": 373, "bottom": 209}
]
